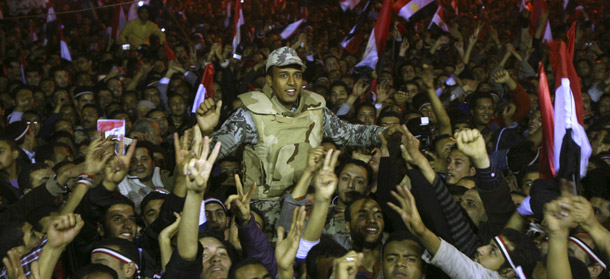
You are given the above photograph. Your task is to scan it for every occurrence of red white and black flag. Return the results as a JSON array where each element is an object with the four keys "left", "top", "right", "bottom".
[
  {"left": 355, "top": 0, "right": 392, "bottom": 70},
  {"left": 393, "top": 0, "right": 436, "bottom": 22},
  {"left": 539, "top": 22, "right": 591, "bottom": 187},
  {"left": 428, "top": 6, "right": 449, "bottom": 34},
  {"left": 192, "top": 63, "right": 215, "bottom": 113},
  {"left": 341, "top": 0, "right": 372, "bottom": 54},
  {"left": 280, "top": 18, "right": 305, "bottom": 39},
  {"left": 111, "top": 5, "right": 127, "bottom": 40},
  {"left": 232, "top": 0, "right": 245, "bottom": 55}
]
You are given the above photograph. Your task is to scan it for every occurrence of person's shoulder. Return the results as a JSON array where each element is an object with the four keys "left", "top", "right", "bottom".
[
  {"left": 238, "top": 90, "right": 275, "bottom": 114},
  {"left": 302, "top": 90, "right": 326, "bottom": 109}
]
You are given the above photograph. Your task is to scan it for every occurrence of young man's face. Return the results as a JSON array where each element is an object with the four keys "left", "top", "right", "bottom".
[
  {"left": 102, "top": 204, "right": 137, "bottom": 241},
  {"left": 520, "top": 171, "right": 539, "bottom": 196},
  {"left": 26, "top": 71, "right": 41, "bottom": 87},
  {"left": 129, "top": 148, "right": 154, "bottom": 182},
  {"left": 142, "top": 199, "right": 164, "bottom": 227},
  {"left": 234, "top": 263, "right": 271, "bottom": 279},
  {"left": 77, "top": 94, "right": 96, "bottom": 111},
  {"left": 143, "top": 88, "right": 161, "bottom": 108},
  {"left": 474, "top": 237, "right": 511, "bottom": 272},
  {"left": 200, "top": 237, "right": 232, "bottom": 279},
  {"left": 347, "top": 199, "right": 384, "bottom": 249},
  {"left": 169, "top": 95, "right": 186, "bottom": 116},
  {"left": 460, "top": 189, "right": 487, "bottom": 227},
  {"left": 473, "top": 98, "right": 494, "bottom": 126},
  {"left": 266, "top": 66, "right": 303, "bottom": 109},
  {"left": 337, "top": 164, "right": 369, "bottom": 205},
  {"left": 205, "top": 202, "right": 228, "bottom": 233},
  {"left": 357, "top": 106, "right": 376, "bottom": 125},
  {"left": 0, "top": 141, "right": 18, "bottom": 171},
  {"left": 75, "top": 57, "right": 92, "bottom": 72},
  {"left": 382, "top": 239, "right": 425, "bottom": 279},
  {"left": 445, "top": 149, "right": 475, "bottom": 185},
  {"left": 53, "top": 70, "right": 69, "bottom": 88},
  {"left": 330, "top": 85, "right": 348, "bottom": 106},
  {"left": 81, "top": 107, "right": 99, "bottom": 130},
  {"left": 379, "top": 116, "right": 400, "bottom": 127}
]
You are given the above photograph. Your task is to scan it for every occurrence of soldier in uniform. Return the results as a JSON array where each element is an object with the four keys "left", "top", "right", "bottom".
[{"left": 196, "top": 46, "right": 388, "bottom": 238}]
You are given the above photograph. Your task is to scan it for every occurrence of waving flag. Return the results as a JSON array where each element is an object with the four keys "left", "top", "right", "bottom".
[
  {"left": 393, "top": 0, "right": 435, "bottom": 22},
  {"left": 20, "top": 49, "right": 27, "bottom": 84},
  {"left": 428, "top": 6, "right": 449, "bottom": 33},
  {"left": 354, "top": 0, "right": 392, "bottom": 70},
  {"left": 339, "top": 0, "right": 362, "bottom": 11},
  {"left": 451, "top": 0, "right": 458, "bottom": 15},
  {"left": 111, "top": 5, "right": 127, "bottom": 40},
  {"left": 341, "top": 0, "right": 372, "bottom": 54},
  {"left": 59, "top": 26, "right": 72, "bottom": 61},
  {"left": 538, "top": 62, "right": 555, "bottom": 179},
  {"left": 280, "top": 18, "right": 305, "bottom": 39},
  {"left": 224, "top": 2, "right": 231, "bottom": 28},
  {"left": 232, "top": 0, "right": 244, "bottom": 55},
  {"left": 192, "top": 63, "right": 215, "bottom": 114}
]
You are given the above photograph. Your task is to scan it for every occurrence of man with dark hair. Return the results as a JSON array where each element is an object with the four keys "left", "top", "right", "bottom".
[
  {"left": 91, "top": 238, "right": 141, "bottom": 279},
  {"left": 305, "top": 237, "right": 348, "bottom": 279},
  {"left": 51, "top": 66, "right": 71, "bottom": 89},
  {"left": 197, "top": 46, "right": 387, "bottom": 237},
  {"left": 228, "top": 258, "right": 271, "bottom": 279},
  {"left": 382, "top": 231, "right": 426, "bottom": 279},
  {"left": 325, "top": 159, "right": 373, "bottom": 249},
  {"left": 17, "top": 162, "right": 53, "bottom": 195},
  {"left": 7, "top": 86, "right": 35, "bottom": 124},
  {"left": 24, "top": 65, "right": 42, "bottom": 87},
  {"left": 119, "top": 5, "right": 165, "bottom": 48},
  {"left": 378, "top": 111, "right": 402, "bottom": 127},
  {"left": 74, "top": 264, "right": 119, "bottom": 279},
  {"left": 140, "top": 191, "right": 168, "bottom": 227}
]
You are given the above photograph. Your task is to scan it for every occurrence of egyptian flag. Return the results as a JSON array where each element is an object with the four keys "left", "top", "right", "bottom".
[
  {"left": 59, "top": 26, "right": 72, "bottom": 61},
  {"left": 232, "top": 0, "right": 244, "bottom": 55},
  {"left": 549, "top": 23, "right": 591, "bottom": 185},
  {"left": 341, "top": 0, "right": 372, "bottom": 54},
  {"left": 111, "top": 5, "right": 127, "bottom": 40},
  {"left": 538, "top": 62, "right": 555, "bottom": 179},
  {"left": 354, "top": 0, "right": 392, "bottom": 70},
  {"left": 20, "top": 50, "right": 27, "bottom": 84},
  {"left": 393, "top": 0, "right": 436, "bottom": 22},
  {"left": 531, "top": 0, "right": 552, "bottom": 41},
  {"left": 280, "top": 18, "right": 305, "bottom": 39},
  {"left": 428, "top": 6, "right": 449, "bottom": 34},
  {"left": 30, "top": 20, "right": 38, "bottom": 42},
  {"left": 224, "top": 2, "right": 231, "bottom": 28},
  {"left": 191, "top": 63, "right": 215, "bottom": 114},
  {"left": 339, "top": 0, "right": 361, "bottom": 11}
]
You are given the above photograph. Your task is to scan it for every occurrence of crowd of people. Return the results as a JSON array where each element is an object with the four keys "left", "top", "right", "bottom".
[{"left": 0, "top": 0, "right": 610, "bottom": 278}]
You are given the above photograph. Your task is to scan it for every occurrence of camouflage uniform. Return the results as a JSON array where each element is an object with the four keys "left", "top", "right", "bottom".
[
  {"left": 210, "top": 47, "right": 385, "bottom": 238},
  {"left": 324, "top": 201, "right": 351, "bottom": 250}
]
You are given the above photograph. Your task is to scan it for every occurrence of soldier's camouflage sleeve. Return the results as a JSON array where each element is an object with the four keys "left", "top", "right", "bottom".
[
  {"left": 322, "top": 107, "right": 386, "bottom": 147},
  {"left": 210, "top": 108, "right": 258, "bottom": 159}
]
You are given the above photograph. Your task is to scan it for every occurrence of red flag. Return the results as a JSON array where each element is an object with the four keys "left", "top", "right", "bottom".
[
  {"left": 164, "top": 41, "right": 176, "bottom": 61},
  {"left": 428, "top": 6, "right": 449, "bottom": 33},
  {"left": 191, "top": 64, "right": 215, "bottom": 114},
  {"left": 355, "top": 0, "right": 392, "bottom": 69},
  {"left": 341, "top": 0, "right": 372, "bottom": 54},
  {"left": 232, "top": 0, "right": 245, "bottom": 55},
  {"left": 111, "top": 5, "right": 127, "bottom": 40},
  {"left": 538, "top": 62, "right": 555, "bottom": 179}
]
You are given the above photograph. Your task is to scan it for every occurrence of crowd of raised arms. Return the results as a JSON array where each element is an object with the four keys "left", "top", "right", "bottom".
[{"left": 0, "top": 0, "right": 609, "bottom": 278}]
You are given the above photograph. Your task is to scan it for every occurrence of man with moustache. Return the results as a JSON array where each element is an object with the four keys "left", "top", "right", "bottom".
[
  {"left": 345, "top": 195, "right": 385, "bottom": 278},
  {"left": 325, "top": 159, "right": 374, "bottom": 250}
]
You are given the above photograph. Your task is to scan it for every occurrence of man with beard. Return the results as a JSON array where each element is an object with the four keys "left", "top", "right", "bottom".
[
  {"left": 345, "top": 195, "right": 385, "bottom": 278},
  {"left": 325, "top": 159, "right": 373, "bottom": 250},
  {"left": 204, "top": 198, "right": 229, "bottom": 240}
]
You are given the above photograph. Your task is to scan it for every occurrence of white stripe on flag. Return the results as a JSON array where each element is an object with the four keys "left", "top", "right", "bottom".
[
  {"left": 280, "top": 19, "right": 304, "bottom": 39},
  {"left": 60, "top": 40, "right": 72, "bottom": 61},
  {"left": 192, "top": 84, "right": 207, "bottom": 114},
  {"left": 232, "top": 9, "right": 244, "bottom": 54},
  {"left": 553, "top": 78, "right": 592, "bottom": 178},
  {"left": 543, "top": 21, "right": 552, "bottom": 42},
  {"left": 355, "top": 28, "right": 378, "bottom": 69},
  {"left": 398, "top": 0, "right": 433, "bottom": 21}
]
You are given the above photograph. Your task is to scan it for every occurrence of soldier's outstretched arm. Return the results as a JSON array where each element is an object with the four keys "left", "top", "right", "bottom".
[
  {"left": 322, "top": 107, "right": 385, "bottom": 147},
  {"left": 208, "top": 107, "right": 258, "bottom": 160}
]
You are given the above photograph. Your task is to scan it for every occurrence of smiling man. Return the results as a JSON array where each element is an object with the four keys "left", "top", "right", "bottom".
[
  {"left": 197, "top": 46, "right": 387, "bottom": 237},
  {"left": 345, "top": 196, "right": 385, "bottom": 278}
]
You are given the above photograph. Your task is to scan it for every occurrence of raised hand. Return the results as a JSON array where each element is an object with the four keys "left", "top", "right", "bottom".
[
  {"left": 398, "top": 125, "right": 427, "bottom": 166},
  {"left": 454, "top": 128, "right": 489, "bottom": 168},
  {"left": 544, "top": 198, "right": 577, "bottom": 237},
  {"left": 84, "top": 134, "right": 114, "bottom": 175},
  {"left": 314, "top": 149, "right": 341, "bottom": 201},
  {"left": 47, "top": 214, "right": 85, "bottom": 249},
  {"left": 376, "top": 79, "right": 392, "bottom": 104},
  {"left": 388, "top": 185, "right": 426, "bottom": 236},
  {"left": 502, "top": 103, "right": 517, "bottom": 127},
  {"left": 306, "top": 146, "right": 325, "bottom": 173},
  {"left": 330, "top": 251, "right": 363, "bottom": 279},
  {"left": 159, "top": 212, "right": 182, "bottom": 241},
  {"left": 196, "top": 98, "right": 223, "bottom": 135},
  {"left": 184, "top": 136, "right": 222, "bottom": 194},
  {"left": 103, "top": 137, "right": 138, "bottom": 186},
  {"left": 571, "top": 196, "right": 598, "bottom": 230},
  {"left": 351, "top": 79, "right": 369, "bottom": 99},
  {"left": 275, "top": 206, "right": 306, "bottom": 276},
  {"left": 492, "top": 69, "right": 512, "bottom": 84},
  {"left": 225, "top": 174, "right": 256, "bottom": 224}
]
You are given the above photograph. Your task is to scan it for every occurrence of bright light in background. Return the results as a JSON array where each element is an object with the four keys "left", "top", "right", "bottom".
[
  {"left": 240, "top": 0, "right": 244, "bottom": 3},
  {"left": 161, "top": 28, "right": 166, "bottom": 32},
  {"left": 138, "top": 1, "right": 144, "bottom": 7}
]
